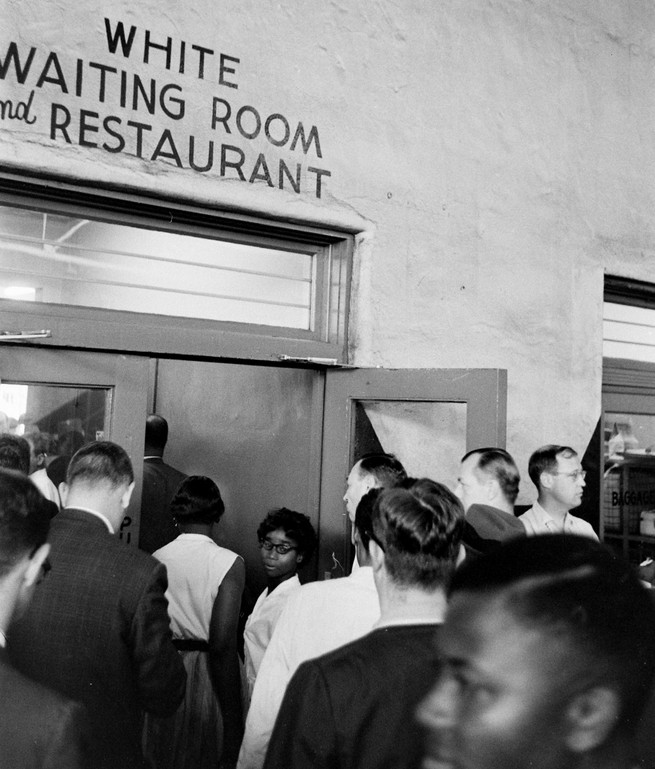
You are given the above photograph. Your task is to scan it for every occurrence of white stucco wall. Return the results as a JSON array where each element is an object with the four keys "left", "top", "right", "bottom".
[{"left": 2, "top": 0, "right": 655, "bottom": 500}]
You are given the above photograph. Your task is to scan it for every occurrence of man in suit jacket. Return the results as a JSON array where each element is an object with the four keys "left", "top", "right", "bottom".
[
  {"left": 0, "top": 468, "right": 89, "bottom": 768},
  {"left": 454, "top": 447, "right": 525, "bottom": 558},
  {"left": 10, "top": 441, "right": 186, "bottom": 769},
  {"left": 139, "top": 414, "right": 187, "bottom": 553},
  {"left": 264, "top": 479, "right": 464, "bottom": 769}
]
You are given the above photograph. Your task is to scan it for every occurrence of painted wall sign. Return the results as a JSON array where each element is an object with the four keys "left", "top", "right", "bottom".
[{"left": 0, "top": 18, "right": 332, "bottom": 198}]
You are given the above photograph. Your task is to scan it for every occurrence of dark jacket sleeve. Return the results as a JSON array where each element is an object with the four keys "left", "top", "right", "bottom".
[
  {"left": 129, "top": 560, "right": 186, "bottom": 716},
  {"left": 264, "top": 659, "right": 338, "bottom": 769}
]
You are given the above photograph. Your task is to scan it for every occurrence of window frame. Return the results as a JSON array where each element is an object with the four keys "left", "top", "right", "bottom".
[{"left": 0, "top": 170, "right": 353, "bottom": 363}]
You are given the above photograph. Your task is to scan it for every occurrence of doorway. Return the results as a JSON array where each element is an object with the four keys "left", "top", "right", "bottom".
[{"left": 0, "top": 345, "right": 508, "bottom": 595}]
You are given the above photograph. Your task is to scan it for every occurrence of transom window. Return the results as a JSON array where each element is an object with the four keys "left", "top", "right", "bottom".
[
  {"left": 1, "top": 205, "right": 319, "bottom": 330},
  {"left": 0, "top": 180, "right": 352, "bottom": 362}
]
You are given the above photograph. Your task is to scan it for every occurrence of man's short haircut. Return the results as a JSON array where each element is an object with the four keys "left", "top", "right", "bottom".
[
  {"left": 66, "top": 441, "right": 134, "bottom": 489},
  {"left": 145, "top": 414, "right": 168, "bottom": 452},
  {"left": 0, "top": 434, "right": 31, "bottom": 475},
  {"left": 371, "top": 478, "right": 464, "bottom": 589},
  {"left": 462, "top": 447, "right": 520, "bottom": 505},
  {"left": 354, "top": 487, "right": 382, "bottom": 553},
  {"left": 528, "top": 444, "right": 577, "bottom": 490},
  {"left": 172, "top": 475, "right": 225, "bottom": 526},
  {"left": 451, "top": 534, "right": 655, "bottom": 732},
  {"left": 356, "top": 453, "right": 407, "bottom": 489},
  {"left": 0, "top": 469, "right": 50, "bottom": 578},
  {"left": 257, "top": 508, "right": 317, "bottom": 562}
]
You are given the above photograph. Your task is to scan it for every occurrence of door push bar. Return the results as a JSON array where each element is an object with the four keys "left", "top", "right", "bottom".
[{"left": 0, "top": 329, "right": 52, "bottom": 341}]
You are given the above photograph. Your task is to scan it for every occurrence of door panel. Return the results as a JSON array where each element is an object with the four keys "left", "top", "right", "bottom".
[
  {"left": 152, "top": 359, "right": 324, "bottom": 597},
  {"left": 0, "top": 346, "right": 148, "bottom": 544},
  {"left": 319, "top": 368, "right": 507, "bottom": 577}
]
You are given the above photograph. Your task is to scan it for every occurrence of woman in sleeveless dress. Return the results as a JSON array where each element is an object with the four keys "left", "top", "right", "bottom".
[{"left": 146, "top": 475, "right": 245, "bottom": 769}]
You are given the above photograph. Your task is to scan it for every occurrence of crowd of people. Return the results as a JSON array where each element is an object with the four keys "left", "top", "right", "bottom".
[{"left": 0, "top": 415, "right": 652, "bottom": 769}]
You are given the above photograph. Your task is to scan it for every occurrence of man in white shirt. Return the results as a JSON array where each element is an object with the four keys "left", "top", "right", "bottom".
[
  {"left": 264, "top": 478, "right": 463, "bottom": 769},
  {"left": 237, "top": 455, "right": 406, "bottom": 769},
  {"left": 519, "top": 444, "right": 598, "bottom": 540}
]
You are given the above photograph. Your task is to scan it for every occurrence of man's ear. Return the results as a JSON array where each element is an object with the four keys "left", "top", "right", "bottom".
[
  {"left": 486, "top": 477, "right": 501, "bottom": 504},
  {"left": 58, "top": 482, "right": 68, "bottom": 506},
  {"left": 121, "top": 481, "right": 135, "bottom": 510},
  {"left": 564, "top": 687, "right": 620, "bottom": 753},
  {"left": 23, "top": 543, "right": 50, "bottom": 588},
  {"left": 539, "top": 471, "right": 554, "bottom": 491},
  {"left": 368, "top": 539, "right": 385, "bottom": 574}
]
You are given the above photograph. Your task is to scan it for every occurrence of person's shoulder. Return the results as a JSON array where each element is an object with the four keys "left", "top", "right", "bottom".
[
  {"left": 0, "top": 655, "right": 83, "bottom": 718},
  {"left": 569, "top": 514, "right": 598, "bottom": 535},
  {"left": 97, "top": 530, "right": 163, "bottom": 575},
  {"left": 296, "top": 624, "right": 439, "bottom": 682},
  {"left": 284, "top": 575, "right": 349, "bottom": 608}
]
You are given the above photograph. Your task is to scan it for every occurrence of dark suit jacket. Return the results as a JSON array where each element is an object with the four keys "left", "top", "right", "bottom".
[
  {"left": 0, "top": 648, "right": 90, "bottom": 769},
  {"left": 9, "top": 508, "right": 186, "bottom": 769},
  {"left": 462, "top": 503, "right": 526, "bottom": 559},
  {"left": 139, "top": 457, "right": 187, "bottom": 553},
  {"left": 264, "top": 624, "right": 441, "bottom": 769}
]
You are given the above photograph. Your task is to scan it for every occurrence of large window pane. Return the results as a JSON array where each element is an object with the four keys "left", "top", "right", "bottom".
[{"left": 0, "top": 205, "right": 316, "bottom": 329}]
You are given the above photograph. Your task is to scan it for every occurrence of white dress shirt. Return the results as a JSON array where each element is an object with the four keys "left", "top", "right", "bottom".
[
  {"left": 243, "top": 575, "right": 301, "bottom": 701},
  {"left": 236, "top": 566, "right": 380, "bottom": 769},
  {"left": 519, "top": 501, "right": 598, "bottom": 540}
]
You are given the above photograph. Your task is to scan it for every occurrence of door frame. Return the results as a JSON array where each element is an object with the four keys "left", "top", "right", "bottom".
[{"left": 318, "top": 367, "right": 508, "bottom": 577}]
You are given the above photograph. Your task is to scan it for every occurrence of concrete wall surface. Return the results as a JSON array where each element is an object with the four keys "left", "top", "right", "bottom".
[{"left": 2, "top": 0, "right": 655, "bottom": 501}]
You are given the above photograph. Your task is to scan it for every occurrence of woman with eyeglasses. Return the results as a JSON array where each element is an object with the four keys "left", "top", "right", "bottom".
[
  {"left": 243, "top": 508, "right": 316, "bottom": 706},
  {"left": 144, "top": 475, "right": 245, "bottom": 769}
]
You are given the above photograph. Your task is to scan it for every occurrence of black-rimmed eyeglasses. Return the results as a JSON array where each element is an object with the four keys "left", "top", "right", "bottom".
[{"left": 258, "top": 538, "right": 297, "bottom": 555}]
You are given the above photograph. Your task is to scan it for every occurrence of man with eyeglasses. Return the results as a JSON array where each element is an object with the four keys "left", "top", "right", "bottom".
[
  {"left": 519, "top": 444, "right": 598, "bottom": 539},
  {"left": 0, "top": 468, "right": 90, "bottom": 767}
]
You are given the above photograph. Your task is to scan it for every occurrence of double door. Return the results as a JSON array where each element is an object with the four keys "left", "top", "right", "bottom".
[{"left": 0, "top": 346, "right": 506, "bottom": 591}]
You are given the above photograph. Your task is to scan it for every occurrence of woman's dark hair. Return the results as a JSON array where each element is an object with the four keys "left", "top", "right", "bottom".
[
  {"left": 171, "top": 475, "right": 225, "bottom": 526},
  {"left": 257, "top": 508, "right": 316, "bottom": 563}
]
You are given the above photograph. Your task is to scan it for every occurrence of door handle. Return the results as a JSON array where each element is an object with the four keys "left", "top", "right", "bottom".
[{"left": 0, "top": 329, "right": 52, "bottom": 341}]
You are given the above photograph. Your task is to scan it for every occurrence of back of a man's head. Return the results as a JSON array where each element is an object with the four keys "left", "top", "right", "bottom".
[
  {"left": 357, "top": 453, "right": 407, "bottom": 489},
  {"left": 0, "top": 469, "right": 50, "bottom": 578},
  {"left": 67, "top": 441, "right": 134, "bottom": 491},
  {"left": 462, "top": 447, "right": 520, "bottom": 505},
  {"left": 145, "top": 415, "right": 168, "bottom": 453},
  {"left": 371, "top": 478, "right": 464, "bottom": 589},
  {"left": 528, "top": 444, "right": 577, "bottom": 490},
  {"left": 451, "top": 534, "right": 655, "bottom": 733},
  {"left": 0, "top": 434, "right": 31, "bottom": 476}
]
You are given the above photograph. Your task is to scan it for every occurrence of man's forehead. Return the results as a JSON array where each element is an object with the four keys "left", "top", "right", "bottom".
[
  {"left": 348, "top": 461, "right": 364, "bottom": 480},
  {"left": 555, "top": 453, "right": 580, "bottom": 471},
  {"left": 444, "top": 590, "right": 579, "bottom": 682}
]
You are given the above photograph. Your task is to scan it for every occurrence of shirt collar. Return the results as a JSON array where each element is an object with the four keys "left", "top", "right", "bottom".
[
  {"left": 64, "top": 506, "right": 115, "bottom": 534},
  {"left": 373, "top": 617, "right": 442, "bottom": 630},
  {"left": 532, "top": 501, "right": 569, "bottom": 531}
]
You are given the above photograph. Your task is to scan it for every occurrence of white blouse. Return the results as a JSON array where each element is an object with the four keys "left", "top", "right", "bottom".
[{"left": 243, "top": 575, "right": 301, "bottom": 698}]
